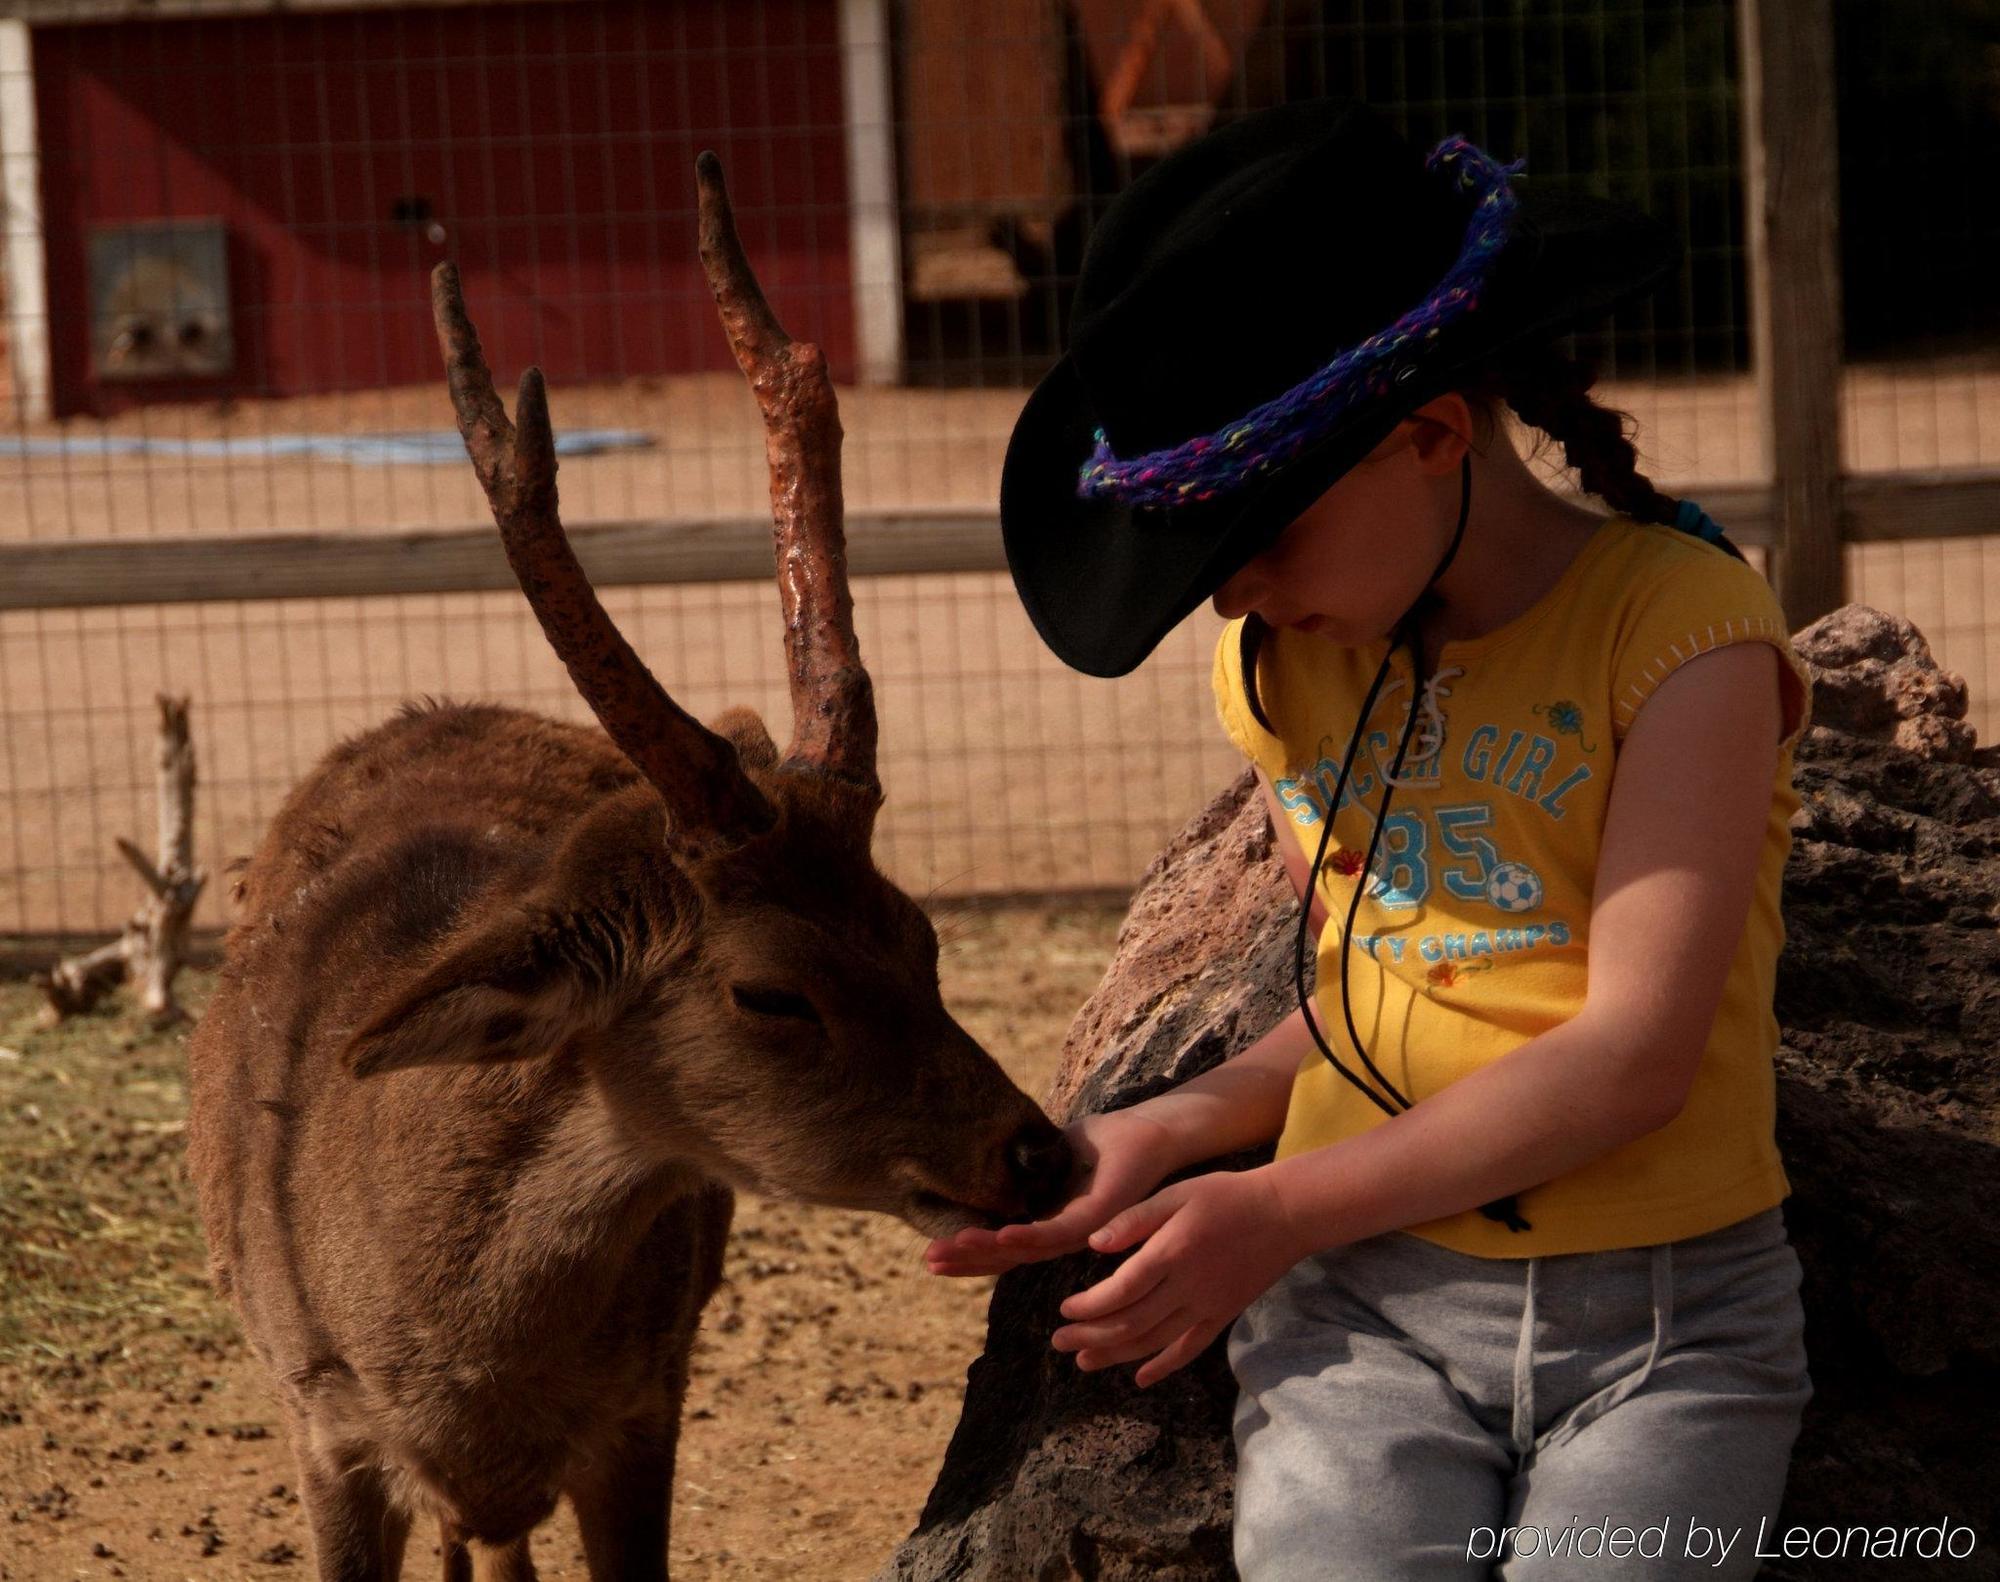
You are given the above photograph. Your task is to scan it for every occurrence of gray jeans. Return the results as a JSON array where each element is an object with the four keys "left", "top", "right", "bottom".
[{"left": 1227, "top": 1205, "right": 1812, "bottom": 1580}]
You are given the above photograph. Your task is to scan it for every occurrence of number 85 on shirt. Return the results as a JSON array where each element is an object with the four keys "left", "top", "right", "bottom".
[{"left": 1322, "top": 802, "right": 1548, "bottom": 915}]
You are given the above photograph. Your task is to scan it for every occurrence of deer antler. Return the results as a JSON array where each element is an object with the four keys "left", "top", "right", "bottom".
[
  {"left": 694, "top": 151, "right": 881, "bottom": 801},
  {"left": 430, "top": 261, "right": 775, "bottom": 844}
]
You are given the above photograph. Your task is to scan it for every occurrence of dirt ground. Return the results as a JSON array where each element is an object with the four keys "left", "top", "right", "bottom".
[
  {"left": 5, "top": 364, "right": 1999, "bottom": 937},
  {"left": 0, "top": 898, "right": 1129, "bottom": 1581}
]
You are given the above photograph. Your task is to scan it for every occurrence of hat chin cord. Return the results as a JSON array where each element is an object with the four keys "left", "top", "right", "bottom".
[{"left": 1290, "top": 450, "right": 1534, "bottom": 1234}]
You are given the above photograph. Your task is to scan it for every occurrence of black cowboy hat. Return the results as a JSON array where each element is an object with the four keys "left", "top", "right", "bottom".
[{"left": 1000, "top": 96, "right": 1684, "bottom": 678}]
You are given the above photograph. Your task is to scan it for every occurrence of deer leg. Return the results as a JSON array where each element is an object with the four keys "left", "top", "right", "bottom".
[
  {"left": 440, "top": 1524, "right": 537, "bottom": 1582},
  {"left": 468, "top": 1535, "right": 537, "bottom": 1582},
  {"left": 441, "top": 1522, "right": 471, "bottom": 1582},
  {"left": 298, "top": 1453, "right": 411, "bottom": 1582},
  {"left": 567, "top": 1413, "right": 680, "bottom": 1582}
]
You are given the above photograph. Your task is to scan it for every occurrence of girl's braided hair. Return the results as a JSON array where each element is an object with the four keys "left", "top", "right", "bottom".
[{"left": 1463, "top": 337, "right": 1729, "bottom": 547}]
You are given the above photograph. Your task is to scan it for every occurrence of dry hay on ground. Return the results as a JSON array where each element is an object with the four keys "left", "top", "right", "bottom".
[{"left": 0, "top": 899, "right": 1125, "bottom": 1582}]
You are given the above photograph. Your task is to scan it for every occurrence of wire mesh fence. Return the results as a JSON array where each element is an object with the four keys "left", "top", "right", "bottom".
[{"left": 1, "top": 0, "right": 1993, "bottom": 945}]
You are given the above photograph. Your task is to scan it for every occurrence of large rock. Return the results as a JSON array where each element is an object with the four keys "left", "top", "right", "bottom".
[
  {"left": 1791, "top": 604, "right": 1979, "bottom": 763},
  {"left": 878, "top": 605, "right": 2000, "bottom": 1582}
]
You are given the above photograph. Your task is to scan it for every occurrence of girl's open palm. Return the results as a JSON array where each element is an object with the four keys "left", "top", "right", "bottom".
[{"left": 923, "top": 1109, "right": 1181, "bottom": 1278}]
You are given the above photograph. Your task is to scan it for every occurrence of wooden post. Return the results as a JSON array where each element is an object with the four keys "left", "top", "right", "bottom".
[
  {"left": 35, "top": 694, "right": 205, "bottom": 1027},
  {"left": 838, "top": 0, "right": 904, "bottom": 385},
  {"left": 1739, "top": 0, "right": 1846, "bottom": 626},
  {"left": 0, "top": 19, "right": 52, "bottom": 423}
]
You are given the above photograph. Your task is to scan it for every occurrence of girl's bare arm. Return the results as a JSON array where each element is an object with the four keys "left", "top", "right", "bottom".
[
  {"left": 1257, "top": 640, "right": 1786, "bottom": 1248},
  {"left": 1046, "top": 640, "right": 1790, "bottom": 1386}
]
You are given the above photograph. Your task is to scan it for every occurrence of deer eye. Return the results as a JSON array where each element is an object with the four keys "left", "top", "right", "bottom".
[{"left": 730, "top": 984, "right": 822, "bottom": 1024}]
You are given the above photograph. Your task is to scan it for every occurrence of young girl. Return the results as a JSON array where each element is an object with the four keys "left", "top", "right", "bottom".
[{"left": 927, "top": 98, "right": 1815, "bottom": 1578}]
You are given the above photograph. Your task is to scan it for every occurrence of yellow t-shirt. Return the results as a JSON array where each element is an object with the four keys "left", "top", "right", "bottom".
[{"left": 1210, "top": 516, "right": 1815, "bottom": 1258}]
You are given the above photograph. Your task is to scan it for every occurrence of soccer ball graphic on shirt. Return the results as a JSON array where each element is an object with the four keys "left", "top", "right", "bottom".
[{"left": 1486, "top": 861, "right": 1544, "bottom": 913}]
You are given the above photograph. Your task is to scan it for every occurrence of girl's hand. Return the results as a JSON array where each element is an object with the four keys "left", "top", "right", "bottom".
[
  {"left": 1052, "top": 1166, "right": 1311, "bottom": 1389},
  {"left": 923, "top": 1107, "right": 1183, "bottom": 1278}
]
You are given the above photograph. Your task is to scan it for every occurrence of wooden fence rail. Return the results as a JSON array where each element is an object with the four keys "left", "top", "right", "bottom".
[{"left": 4, "top": 478, "right": 1998, "bottom": 613}]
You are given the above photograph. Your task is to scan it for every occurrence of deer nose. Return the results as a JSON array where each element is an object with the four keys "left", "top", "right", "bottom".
[{"left": 1005, "top": 1123, "right": 1074, "bottom": 1220}]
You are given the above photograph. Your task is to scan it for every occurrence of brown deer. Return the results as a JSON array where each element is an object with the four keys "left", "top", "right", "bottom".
[{"left": 185, "top": 153, "right": 1072, "bottom": 1582}]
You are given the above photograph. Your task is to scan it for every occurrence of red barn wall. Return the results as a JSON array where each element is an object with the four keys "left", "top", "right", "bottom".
[{"left": 36, "top": 1, "right": 854, "bottom": 418}]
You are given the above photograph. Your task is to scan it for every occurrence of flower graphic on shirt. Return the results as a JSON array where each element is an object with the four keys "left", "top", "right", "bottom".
[
  {"left": 1424, "top": 960, "right": 1493, "bottom": 994},
  {"left": 1330, "top": 849, "right": 1367, "bottom": 877},
  {"left": 1534, "top": 698, "right": 1599, "bottom": 752}
]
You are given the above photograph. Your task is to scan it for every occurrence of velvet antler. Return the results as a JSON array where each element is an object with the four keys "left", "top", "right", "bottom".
[
  {"left": 430, "top": 260, "right": 774, "bottom": 844},
  {"left": 694, "top": 150, "right": 880, "bottom": 802}
]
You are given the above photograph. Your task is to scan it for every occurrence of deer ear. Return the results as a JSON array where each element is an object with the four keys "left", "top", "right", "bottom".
[
  {"left": 707, "top": 705, "right": 779, "bottom": 771},
  {"left": 343, "top": 788, "right": 672, "bottom": 1077},
  {"left": 342, "top": 912, "right": 620, "bottom": 1077}
]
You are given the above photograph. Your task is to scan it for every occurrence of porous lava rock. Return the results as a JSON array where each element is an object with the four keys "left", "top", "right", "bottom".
[{"left": 879, "top": 605, "right": 2000, "bottom": 1582}]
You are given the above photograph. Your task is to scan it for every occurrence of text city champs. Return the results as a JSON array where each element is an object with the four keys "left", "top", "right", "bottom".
[
  {"left": 1464, "top": 1515, "right": 1980, "bottom": 1564},
  {"left": 1354, "top": 920, "right": 1571, "bottom": 964}
]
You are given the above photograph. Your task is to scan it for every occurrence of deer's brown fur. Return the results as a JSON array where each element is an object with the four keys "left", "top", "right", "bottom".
[{"left": 186, "top": 159, "right": 1069, "bottom": 1582}]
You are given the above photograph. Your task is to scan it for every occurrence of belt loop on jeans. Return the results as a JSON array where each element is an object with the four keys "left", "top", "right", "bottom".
[{"left": 1510, "top": 1256, "right": 1539, "bottom": 1457}]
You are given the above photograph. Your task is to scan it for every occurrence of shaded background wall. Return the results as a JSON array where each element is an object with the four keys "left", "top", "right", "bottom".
[
  {"left": 2, "top": 0, "right": 1995, "bottom": 942},
  {"left": 36, "top": 0, "right": 853, "bottom": 416},
  {"left": 904, "top": 0, "right": 2000, "bottom": 382}
]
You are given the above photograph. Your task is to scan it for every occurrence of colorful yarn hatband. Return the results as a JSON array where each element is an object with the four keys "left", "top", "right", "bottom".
[{"left": 1074, "top": 134, "right": 1528, "bottom": 511}]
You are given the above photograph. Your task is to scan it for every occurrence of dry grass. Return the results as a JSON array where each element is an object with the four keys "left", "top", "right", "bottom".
[
  {"left": 0, "top": 975, "right": 236, "bottom": 1393},
  {"left": 0, "top": 897, "right": 1127, "bottom": 1581}
]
